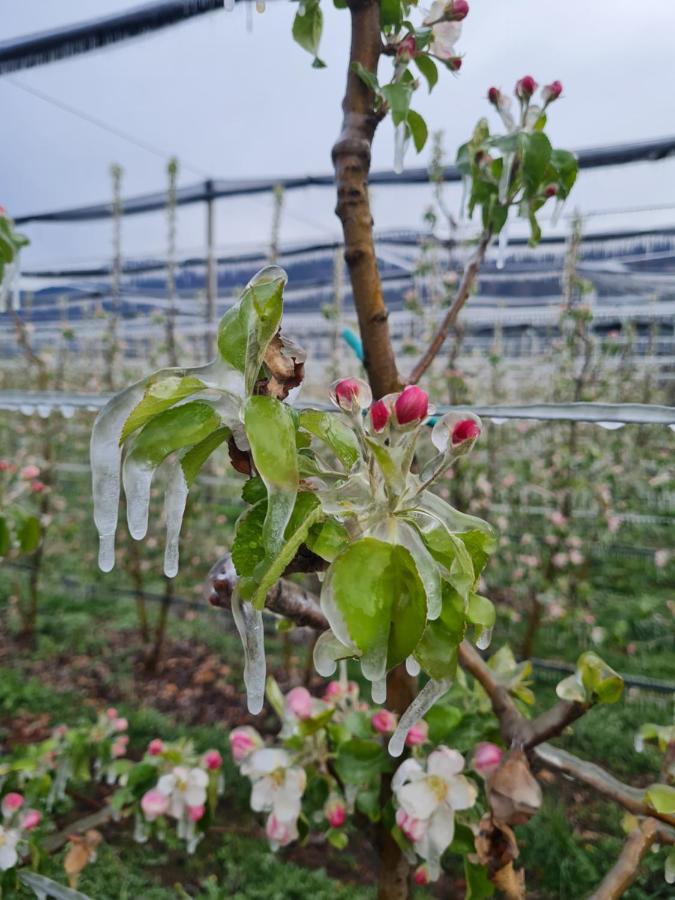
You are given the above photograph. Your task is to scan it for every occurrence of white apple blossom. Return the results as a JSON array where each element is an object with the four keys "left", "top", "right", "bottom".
[
  {"left": 157, "top": 766, "right": 209, "bottom": 820},
  {"left": 0, "top": 825, "right": 19, "bottom": 871},
  {"left": 243, "top": 748, "right": 306, "bottom": 824},
  {"left": 423, "top": 4, "right": 462, "bottom": 61},
  {"left": 393, "top": 747, "right": 477, "bottom": 880}
]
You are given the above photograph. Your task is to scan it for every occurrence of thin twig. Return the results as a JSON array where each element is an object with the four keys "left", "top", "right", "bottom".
[
  {"left": 408, "top": 228, "right": 493, "bottom": 384},
  {"left": 588, "top": 818, "right": 659, "bottom": 900}
]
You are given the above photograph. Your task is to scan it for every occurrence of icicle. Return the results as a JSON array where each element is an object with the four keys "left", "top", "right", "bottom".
[
  {"left": 60, "top": 404, "right": 75, "bottom": 419},
  {"left": 122, "top": 455, "right": 154, "bottom": 541},
  {"left": 393, "top": 123, "right": 407, "bottom": 175},
  {"left": 490, "top": 416, "right": 508, "bottom": 425},
  {"left": 496, "top": 224, "right": 509, "bottom": 270},
  {"left": 162, "top": 460, "right": 189, "bottom": 578},
  {"left": 405, "top": 655, "right": 421, "bottom": 677},
  {"left": 224, "top": 0, "right": 236, "bottom": 9},
  {"left": 476, "top": 625, "right": 493, "bottom": 650},
  {"left": 133, "top": 814, "right": 148, "bottom": 843},
  {"left": 37, "top": 404, "right": 50, "bottom": 418},
  {"left": 498, "top": 152, "right": 515, "bottom": 205},
  {"left": 551, "top": 199, "right": 565, "bottom": 226},
  {"left": 19, "top": 404, "right": 34, "bottom": 416},
  {"left": 231, "top": 591, "right": 266, "bottom": 714},
  {"left": 361, "top": 639, "right": 388, "bottom": 688},
  {"left": 313, "top": 630, "right": 354, "bottom": 677},
  {"left": 459, "top": 175, "right": 471, "bottom": 221},
  {"left": 371, "top": 678, "right": 387, "bottom": 704},
  {"left": 388, "top": 678, "right": 451, "bottom": 757},
  {"left": 634, "top": 732, "right": 644, "bottom": 753},
  {"left": 596, "top": 421, "right": 624, "bottom": 431}
]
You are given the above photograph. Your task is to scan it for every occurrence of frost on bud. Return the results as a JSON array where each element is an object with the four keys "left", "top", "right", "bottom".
[
  {"left": 448, "top": 0, "right": 469, "bottom": 20},
  {"left": 515, "top": 75, "right": 538, "bottom": 100},
  {"left": 330, "top": 377, "right": 372, "bottom": 411},
  {"left": 372, "top": 709, "right": 398, "bottom": 735},
  {"left": 397, "top": 35, "right": 417, "bottom": 62},
  {"left": 446, "top": 56, "right": 462, "bottom": 72},
  {"left": 473, "top": 742, "right": 503, "bottom": 778},
  {"left": 370, "top": 399, "right": 391, "bottom": 432},
  {"left": 203, "top": 749, "right": 223, "bottom": 771},
  {"left": 542, "top": 80, "right": 563, "bottom": 103},
  {"left": 452, "top": 418, "right": 481, "bottom": 445},
  {"left": 141, "top": 789, "right": 169, "bottom": 821},
  {"left": 544, "top": 184, "right": 558, "bottom": 198},
  {"left": 405, "top": 720, "right": 429, "bottom": 747},
  {"left": 21, "top": 809, "right": 41, "bottom": 831},
  {"left": 431, "top": 412, "right": 482, "bottom": 452},
  {"left": 414, "top": 864, "right": 430, "bottom": 886},
  {"left": 229, "top": 726, "right": 263, "bottom": 762},
  {"left": 285, "top": 686, "right": 313, "bottom": 720},
  {"left": 325, "top": 796, "right": 347, "bottom": 828},
  {"left": 1, "top": 793, "right": 23, "bottom": 817},
  {"left": 487, "top": 86, "right": 501, "bottom": 106},
  {"left": 394, "top": 386, "right": 429, "bottom": 426},
  {"left": 148, "top": 739, "right": 165, "bottom": 756}
]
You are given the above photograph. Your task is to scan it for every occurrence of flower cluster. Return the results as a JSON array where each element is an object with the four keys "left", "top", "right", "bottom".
[
  {"left": 0, "top": 792, "right": 41, "bottom": 872},
  {"left": 488, "top": 75, "right": 563, "bottom": 135}
]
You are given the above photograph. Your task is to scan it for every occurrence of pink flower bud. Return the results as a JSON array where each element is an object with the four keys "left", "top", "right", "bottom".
[
  {"left": 229, "top": 726, "right": 262, "bottom": 762},
  {"left": 397, "top": 35, "right": 417, "bottom": 61},
  {"left": 106, "top": 707, "right": 118, "bottom": 719},
  {"left": 447, "top": 56, "right": 462, "bottom": 72},
  {"left": 395, "top": 808, "right": 427, "bottom": 842},
  {"left": 515, "top": 75, "right": 538, "bottom": 100},
  {"left": 414, "top": 864, "right": 430, "bottom": 886},
  {"left": 372, "top": 709, "right": 398, "bottom": 735},
  {"left": 113, "top": 717, "right": 128, "bottom": 733},
  {"left": 141, "top": 788, "right": 170, "bottom": 821},
  {"left": 473, "top": 742, "right": 503, "bottom": 777},
  {"left": 449, "top": 0, "right": 469, "bottom": 20},
  {"left": 265, "top": 813, "right": 296, "bottom": 847},
  {"left": 148, "top": 739, "right": 165, "bottom": 756},
  {"left": 487, "top": 86, "right": 501, "bottom": 106},
  {"left": 542, "top": 80, "right": 563, "bottom": 103},
  {"left": 187, "top": 804, "right": 205, "bottom": 822},
  {"left": 21, "top": 809, "right": 41, "bottom": 831},
  {"left": 112, "top": 735, "right": 129, "bottom": 758},
  {"left": 405, "top": 720, "right": 429, "bottom": 747},
  {"left": 544, "top": 184, "right": 558, "bottom": 198},
  {"left": 451, "top": 418, "right": 481, "bottom": 445},
  {"left": 0, "top": 460, "right": 11, "bottom": 471},
  {"left": 394, "top": 386, "right": 429, "bottom": 426},
  {"left": 286, "top": 686, "right": 314, "bottom": 720},
  {"left": 325, "top": 797, "right": 347, "bottom": 829},
  {"left": 1, "top": 793, "right": 24, "bottom": 817},
  {"left": 370, "top": 399, "right": 391, "bottom": 432},
  {"left": 30, "top": 480, "right": 46, "bottom": 493},
  {"left": 20, "top": 465, "right": 40, "bottom": 480},
  {"left": 331, "top": 377, "right": 372, "bottom": 411},
  {"left": 203, "top": 749, "right": 223, "bottom": 771}
]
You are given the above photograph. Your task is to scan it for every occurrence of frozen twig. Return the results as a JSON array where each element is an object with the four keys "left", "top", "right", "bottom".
[{"left": 588, "top": 817, "right": 659, "bottom": 900}]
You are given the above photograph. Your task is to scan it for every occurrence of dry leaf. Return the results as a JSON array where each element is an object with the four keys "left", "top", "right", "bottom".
[{"left": 487, "top": 749, "right": 543, "bottom": 825}]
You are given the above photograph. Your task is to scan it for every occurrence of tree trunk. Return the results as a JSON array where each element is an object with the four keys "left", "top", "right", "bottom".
[{"left": 332, "top": 5, "right": 413, "bottom": 896}]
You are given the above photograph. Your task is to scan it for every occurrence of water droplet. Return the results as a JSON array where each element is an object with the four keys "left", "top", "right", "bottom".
[
  {"left": 634, "top": 733, "right": 644, "bottom": 753},
  {"left": 405, "top": 655, "right": 421, "bottom": 677},
  {"left": 371, "top": 678, "right": 387, "bottom": 704},
  {"left": 476, "top": 626, "right": 493, "bottom": 650},
  {"left": 388, "top": 678, "right": 451, "bottom": 757}
]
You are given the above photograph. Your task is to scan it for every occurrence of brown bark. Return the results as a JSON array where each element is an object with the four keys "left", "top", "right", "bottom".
[
  {"left": 588, "top": 818, "right": 659, "bottom": 900},
  {"left": 332, "top": 0, "right": 400, "bottom": 399}
]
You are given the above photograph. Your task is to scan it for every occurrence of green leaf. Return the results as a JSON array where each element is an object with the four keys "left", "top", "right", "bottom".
[
  {"left": 521, "top": 131, "right": 553, "bottom": 196},
  {"left": 414, "top": 54, "right": 438, "bottom": 92},
  {"left": 381, "top": 82, "right": 413, "bottom": 126},
  {"left": 265, "top": 675, "right": 286, "bottom": 721},
  {"left": 577, "top": 651, "right": 624, "bottom": 704},
  {"left": 305, "top": 517, "right": 349, "bottom": 562},
  {"left": 292, "top": 0, "right": 324, "bottom": 66},
  {"left": 328, "top": 830, "right": 349, "bottom": 849},
  {"left": 380, "top": 0, "right": 403, "bottom": 28},
  {"left": 298, "top": 409, "right": 360, "bottom": 469},
  {"left": 464, "top": 858, "right": 495, "bottom": 899},
  {"left": 17, "top": 513, "right": 41, "bottom": 554},
  {"left": 414, "top": 583, "right": 464, "bottom": 679},
  {"left": 242, "top": 476, "right": 267, "bottom": 505},
  {"left": 551, "top": 148, "right": 579, "bottom": 199},
  {"left": 232, "top": 500, "right": 267, "bottom": 578},
  {"left": 467, "top": 593, "right": 496, "bottom": 629},
  {"left": 425, "top": 703, "right": 463, "bottom": 745},
  {"left": 119, "top": 374, "right": 207, "bottom": 444},
  {"left": 217, "top": 266, "right": 286, "bottom": 394},
  {"left": 0, "top": 515, "right": 9, "bottom": 556},
  {"left": 645, "top": 783, "right": 675, "bottom": 815},
  {"left": 323, "top": 538, "right": 427, "bottom": 673},
  {"left": 180, "top": 425, "right": 229, "bottom": 486},
  {"left": 351, "top": 61, "right": 380, "bottom": 95},
  {"left": 406, "top": 109, "right": 428, "bottom": 153},
  {"left": 244, "top": 395, "right": 299, "bottom": 556},
  {"left": 334, "top": 738, "right": 393, "bottom": 785},
  {"left": 127, "top": 401, "right": 221, "bottom": 468},
  {"left": 298, "top": 706, "right": 335, "bottom": 737}
]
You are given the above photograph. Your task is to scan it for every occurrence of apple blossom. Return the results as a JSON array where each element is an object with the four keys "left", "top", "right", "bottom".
[
  {"left": 148, "top": 738, "right": 165, "bottom": 756},
  {"left": 372, "top": 709, "right": 398, "bottom": 735},
  {"left": 392, "top": 747, "right": 477, "bottom": 879},
  {"left": 370, "top": 399, "right": 390, "bottom": 432},
  {"left": 141, "top": 788, "right": 170, "bottom": 822},
  {"left": 112, "top": 735, "right": 129, "bottom": 757},
  {"left": 20, "top": 465, "right": 40, "bottom": 480},
  {"left": 396, "top": 35, "right": 417, "bottom": 62},
  {"left": 187, "top": 804, "right": 205, "bottom": 822},
  {"left": 487, "top": 86, "right": 501, "bottom": 106},
  {"left": 544, "top": 184, "right": 558, "bottom": 197},
  {"left": 330, "top": 377, "right": 372, "bottom": 411},
  {"left": 30, "top": 480, "right": 46, "bottom": 493},
  {"left": 0, "top": 826, "right": 19, "bottom": 871},
  {"left": 473, "top": 742, "right": 503, "bottom": 778},
  {"left": 265, "top": 812, "right": 298, "bottom": 848},
  {"left": 394, "top": 386, "right": 428, "bottom": 425},
  {"left": 21, "top": 809, "right": 40, "bottom": 831},
  {"left": 451, "top": 418, "right": 481, "bottom": 445},
  {"left": 515, "top": 75, "right": 538, "bottom": 100},
  {"left": 422, "top": 6, "right": 462, "bottom": 62},
  {"left": 157, "top": 766, "right": 209, "bottom": 820},
  {"left": 414, "top": 864, "right": 430, "bottom": 886},
  {"left": 203, "top": 749, "right": 223, "bottom": 771},
  {"left": 405, "top": 721, "right": 429, "bottom": 747},
  {"left": 395, "top": 808, "right": 427, "bottom": 842},
  {"left": 113, "top": 717, "right": 128, "bottom": 732},
  {"left": 229, "top": 726, "right": 263, "bottom": 762},
  {"left": 542, "top": 80, "right": 563, "bottom": 103},
  {"left": 243, "top": 748, "right": 306, "bottom": 824},
  {"left": 1, "top": 793, "right": 23, "bottom": 818},
  {"left": 325, "top": 796, "right": 347, "bottom": 828},
  {"left": 285, "top": 686, "right": 313, "bottom": 720}
]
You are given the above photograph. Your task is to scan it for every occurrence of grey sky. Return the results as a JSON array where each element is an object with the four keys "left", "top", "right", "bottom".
[{"left": 3, "top": 0, "right": 675, "bottom": 268}]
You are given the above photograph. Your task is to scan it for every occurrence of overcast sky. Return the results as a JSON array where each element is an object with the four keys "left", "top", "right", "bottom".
[{"left": 3, "top": 0, "right": 675, "bottom": 268}]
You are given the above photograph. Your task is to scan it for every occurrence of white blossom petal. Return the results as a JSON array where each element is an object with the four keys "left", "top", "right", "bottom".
[
  {"left": 251, "top": 776, "right": 275, "bottom": 813},
  {"left": 392, "top": 758, "right": 424, "bottom": 793},
  {"left": 447, "top": 774, "right": 478, "bottom": 811},
  {"left": 427, "top": 747, "right": 465, "bottom": 781},
  {"left": 398, "top": 779, "right": 439, "bottom": 820},
  {"left": 157, "top": 773, "right": 176, "bottom": 796},
  {"left": 428, "top": 804, "right": 456, "bottom": 855},
  {"left": 244, "top": 748, "right": 290, "bottom": 779}
]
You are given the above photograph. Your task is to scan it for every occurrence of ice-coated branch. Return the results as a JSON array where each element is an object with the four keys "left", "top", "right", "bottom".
[
  {"left": 457, "top": 640, "right": 589, "bottom": 748},
  {"left": 408, "top": 228, "right": 493, "bottom": 384},
  {"left": 588, "top": 818, "right": 659, "bottom": 900},
  {"left": 534, "top": 744, "right": 675, "bottom": 837}
]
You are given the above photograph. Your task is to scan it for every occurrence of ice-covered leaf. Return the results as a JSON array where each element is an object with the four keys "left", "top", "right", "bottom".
[
  {"left": 298, "top": 409, "right": 360, "bottom": 469},
  {"left": 467, "top": 593, "right": 496, "bottom": 628},
  {"left": 414, "top": 583, "right": 464, "bottom": 680},
  {"left": 554, "top": 674, "right": 587, "bottom": 703},
  {"left": 292, "top": 0, "right": 324, "bottom": 67},
  {"left": 232, "top": 500, "right": 267, "bottom": 578},
  {"left": 244, "top": 394, "right": 299, "bottom": 556},
  {"left": 179, "top": 425, "right": 230, "bottom": 487},
  {"left": 217, "top": 266, "right": 286, "bottom": 395},
  {"left": 18, "top": 871, "right": 91, "bottom": 900},
  {"left": 578, "top": 652, "right": 624, "bottom": 704},
  {"left": 645, "top": 783, "right": 675, "bottom": 815},
  {"left": 321, "top": 538, "right": 427, "bottom": 684},
  {"left": 334, "top": 738, "right": 393, "bottom": 785},
  {"left": 119, "top": 374, "right": 207, "bottom": 444},
  {"left": 305, "top": 517, "right": 349, "bottom": 562},
  {"left": 521, "top": 131, "right": 552, "bottom": 197},
  {"left": 242, "top": 476, "right": 267, "bottom": 505},
  {"left": 369, "top": 517, "right": 442, "bottom": 619}
]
